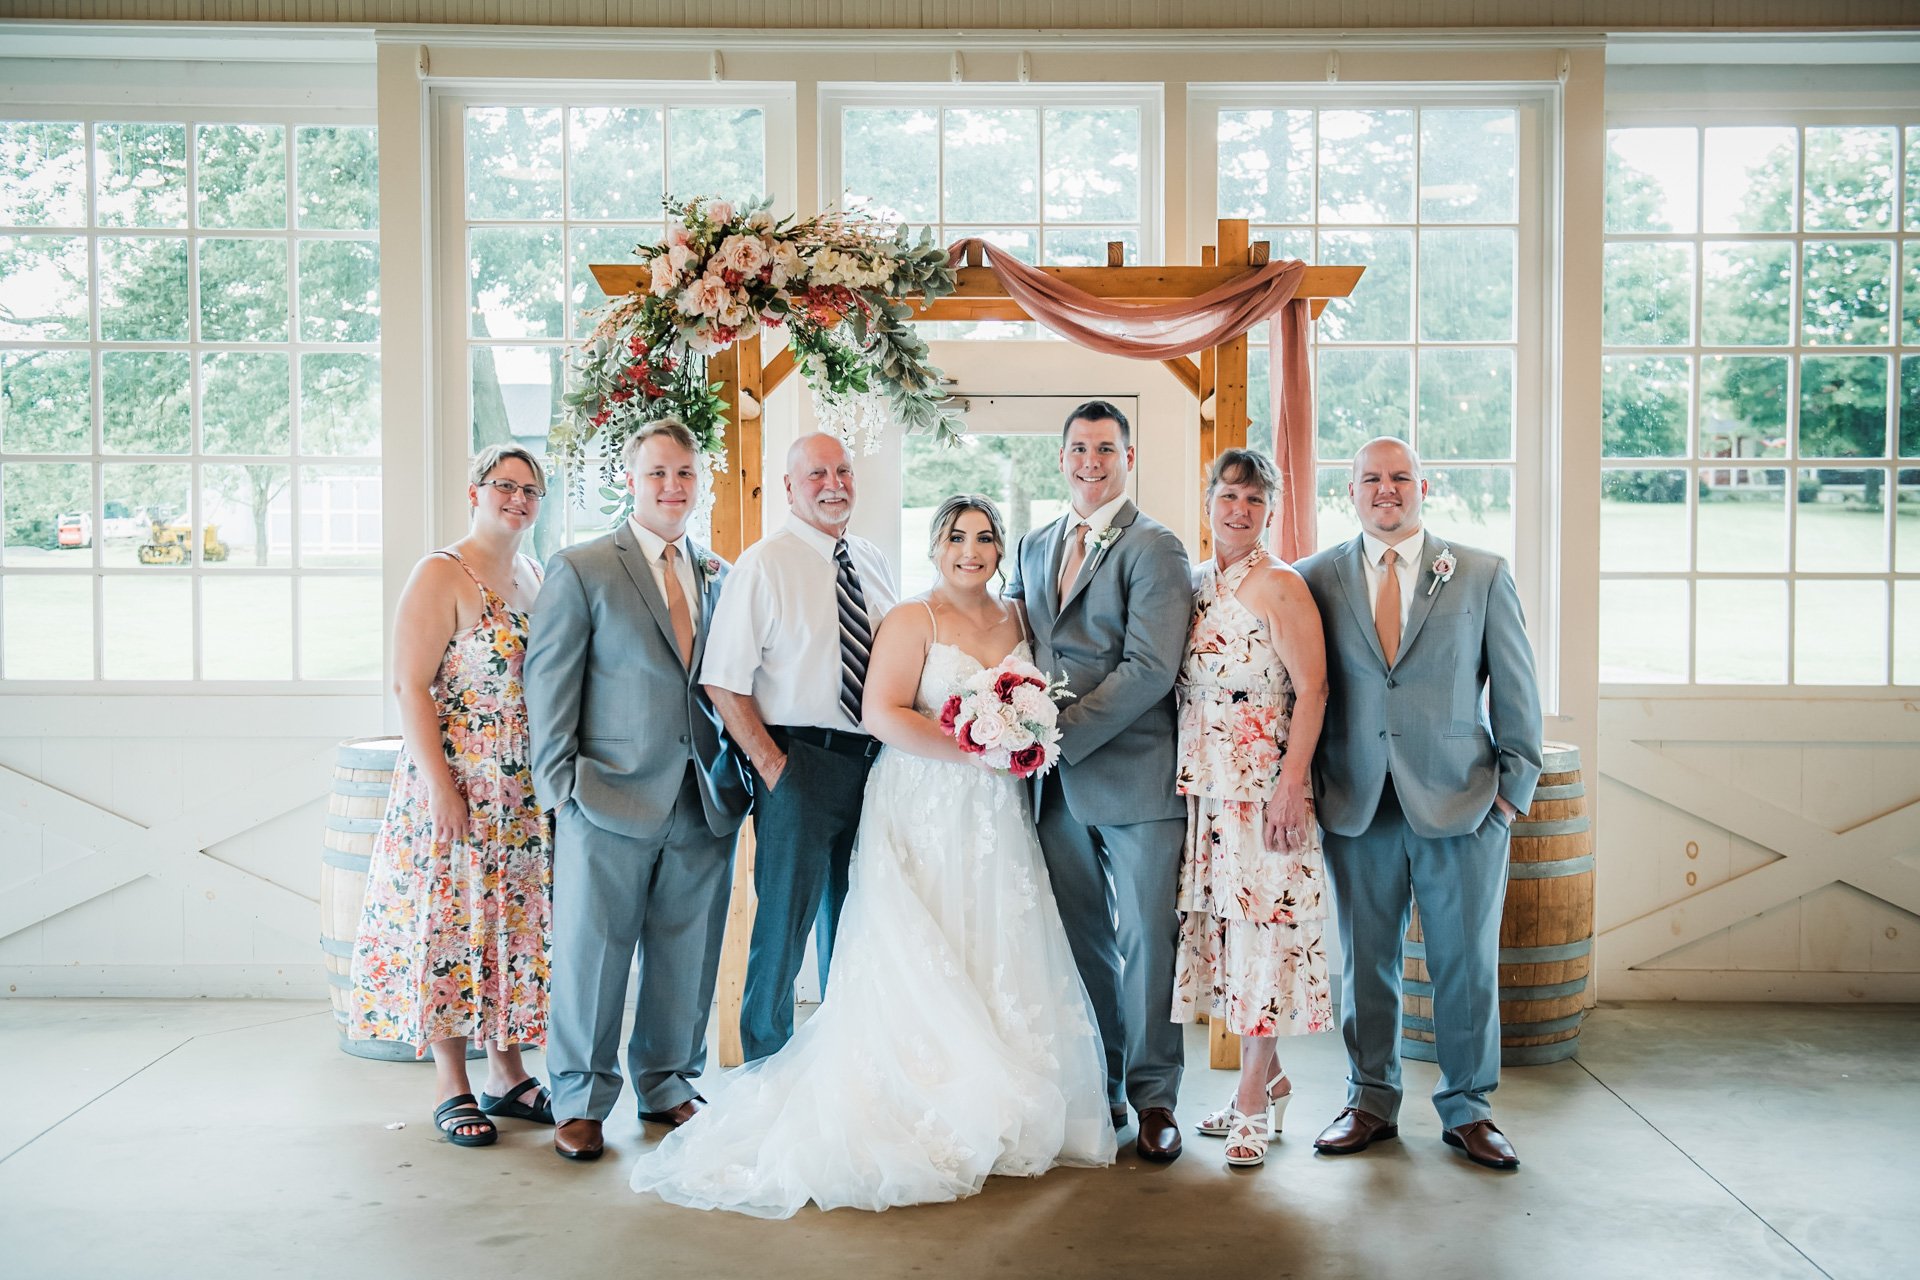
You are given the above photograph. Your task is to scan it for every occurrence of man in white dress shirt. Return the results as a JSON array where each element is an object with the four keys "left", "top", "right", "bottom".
[{"left": 702, "top": 431, "right": 899, "bottom": 1061}]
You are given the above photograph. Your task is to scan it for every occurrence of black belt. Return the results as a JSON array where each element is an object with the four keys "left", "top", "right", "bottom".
[{"left": 776, "top": 724, "right": 883, "bottom": 760}]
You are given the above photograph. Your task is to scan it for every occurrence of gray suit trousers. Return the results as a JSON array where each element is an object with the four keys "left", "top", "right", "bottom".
[
  {"left": 1321, "top": 779, "right": 1509, "bottom": 1130},
  {"left": 1037, "top": 771, "right": 1186, "bottom": 1115},
  {"left": 548, "top": 769, "right": 734, "bottom": 1122}
]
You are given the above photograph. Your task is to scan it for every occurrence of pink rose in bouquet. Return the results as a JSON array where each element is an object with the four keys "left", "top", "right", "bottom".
[{"left": 943, "top": 656, "right": 1071, "bottom": 779}]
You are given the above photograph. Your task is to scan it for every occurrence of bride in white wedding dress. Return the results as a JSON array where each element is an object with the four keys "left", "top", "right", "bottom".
[{"left": 631, "top": 495, "right": 1116, "bottom": 1217}]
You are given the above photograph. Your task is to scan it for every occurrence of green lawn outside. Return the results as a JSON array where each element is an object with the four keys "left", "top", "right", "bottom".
[
  {"left": 1, "top": 572, "right": 380, "bottom": 681},
  {"left": 1600, "top": 497, "right": 1917, "bottom": 684}
]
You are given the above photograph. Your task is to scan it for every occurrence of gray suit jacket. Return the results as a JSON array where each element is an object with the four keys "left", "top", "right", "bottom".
[
  {"left": 524, "top": 522, "right": 751, "bottom": 841},
  {"left": 1009, "top": 499, "right": 1193, "bottom": 827},
  {"left": 1298, "top": 532, "right": 1543, "bottom": 841}
]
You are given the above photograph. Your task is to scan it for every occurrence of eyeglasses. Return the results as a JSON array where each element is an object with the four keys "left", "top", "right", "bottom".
[{"left": 481, "top": 479, "right": 546, "bottom": 501}]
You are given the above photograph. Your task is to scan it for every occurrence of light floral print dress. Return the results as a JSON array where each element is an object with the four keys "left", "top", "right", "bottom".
[
  {"left": 349, "top": 550, "right": 551, "bottom": 1054},
  {"left": 1172, "top": 548, "right": 1333, "bottom": 1038}
]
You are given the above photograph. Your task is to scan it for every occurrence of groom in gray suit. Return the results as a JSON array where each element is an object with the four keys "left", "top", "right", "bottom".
[
  {"left": 525, "top": 417, "right": 751, "bottom": 1162},
  {"left": 1297, "top": 436, "right": 1542, "bottom": 1170},
  {"left": 1010, "top": 400, "right": 1194, "bottom": 1163}
]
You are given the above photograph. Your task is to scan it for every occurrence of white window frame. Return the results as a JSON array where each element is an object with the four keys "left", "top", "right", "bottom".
[
  {"left": 0, "top": 101, "right": 381, "bottom": 691},
  {"left": 428, "top": 80, "right": 798, "bottom": 553},
  {"left": 818, "top": 82, "right": 1165, "bottom": 276},
  {"left": 1187, "top": 83, "right": 1564, "bottom": 714},
  {"left": 1600, "top": 102, "right": 1920, "bottom": 694}
]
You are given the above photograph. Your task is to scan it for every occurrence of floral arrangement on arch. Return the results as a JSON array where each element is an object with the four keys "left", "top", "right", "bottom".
[{"left": 553, "top": 195, "right": 965, "bottom": 510}]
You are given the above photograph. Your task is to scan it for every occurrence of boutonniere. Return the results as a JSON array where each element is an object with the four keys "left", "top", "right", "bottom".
[
  {"left": 701, "top": 555, "right": 722, "bottom": 578},
  {"left": 1088, "top": 524, "right": 1123, "bottom": 557},
  {"left": 1426, "top": 549, "right": 1456, "bottom": 596}
]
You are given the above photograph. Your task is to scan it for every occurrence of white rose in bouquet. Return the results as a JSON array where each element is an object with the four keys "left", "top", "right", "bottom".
[{"left": 967, "top": 709, "right": 1006, "bottom": 748}]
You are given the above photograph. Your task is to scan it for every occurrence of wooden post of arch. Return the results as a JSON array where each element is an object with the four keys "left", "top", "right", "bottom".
[{"left": 590, "top": 242, "right": 1360, "bottom": 1068}]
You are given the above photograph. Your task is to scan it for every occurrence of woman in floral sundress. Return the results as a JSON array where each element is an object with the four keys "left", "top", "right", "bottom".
[
  {"left": 1173, "top": 448, "right": 1332, "bottom": 1168},
  {"left": 349, "top": 444, "right": 554, "bottom": 1148}
]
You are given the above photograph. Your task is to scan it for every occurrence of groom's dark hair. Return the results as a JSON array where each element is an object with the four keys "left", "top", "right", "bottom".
[{"left": 1061, "top": 399, "right": 1131, "bottom": 447}]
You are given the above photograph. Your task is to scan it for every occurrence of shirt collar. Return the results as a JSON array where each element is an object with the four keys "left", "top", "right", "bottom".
[
  {"left": 628, "top": 515, "right": 688, "bottom": 565},
  {"left": 1068, "top": 493, "right": 1130, "bottom": 540},
  {"left": 782, "top": 510, "right": 844, "bottom": 559},
  {"left": 1362, "top": 527, "right": 1426, "bottom": 570}
]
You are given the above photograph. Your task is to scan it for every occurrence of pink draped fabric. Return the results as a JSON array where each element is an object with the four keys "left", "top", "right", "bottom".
[{"left": 947, "top": 238, "right": 1317, "bottom": 560}]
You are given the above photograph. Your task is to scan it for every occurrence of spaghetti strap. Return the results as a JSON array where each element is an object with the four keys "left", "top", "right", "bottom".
[
  {"left": 920, "top": 598, "right": 940, "bottom": 644},
  {"left": 432, "top": 548, "right": 485, "bottom": 587},
  {"left": 432, "top": 548, "right": 496, "bottom": 617}
]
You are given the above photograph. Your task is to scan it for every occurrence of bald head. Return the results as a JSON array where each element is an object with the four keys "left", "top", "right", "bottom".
[
  {"left": 1349, "top": 436, "right": 1427, "bottom": 541},
  {"left": 785, "top": 431, "right": 857, "bottom": 536}
]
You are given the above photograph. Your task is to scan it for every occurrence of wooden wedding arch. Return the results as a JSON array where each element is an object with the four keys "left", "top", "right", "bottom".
[{"left": 592, "top": 217, "right": 1361, "bottom": 1069}]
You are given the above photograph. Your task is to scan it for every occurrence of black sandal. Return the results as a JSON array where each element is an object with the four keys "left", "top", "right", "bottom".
[
  {"left": 479, "top": 1077, "right": 555, "bottom": 1126},
  {"left": 433, "top": 1093, "right": 499, "bottom": 1147}
]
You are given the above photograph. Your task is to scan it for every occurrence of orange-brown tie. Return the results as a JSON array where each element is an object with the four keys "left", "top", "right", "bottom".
[
  {"left": 1058, "top": 522, "right": 1088, "bottom": 602},
  {"left": 1374, "top": 547, "right": 1402, "bottom": 667},
  {"left": 661, "top": 543, "right": 695, "bottom": 666}
]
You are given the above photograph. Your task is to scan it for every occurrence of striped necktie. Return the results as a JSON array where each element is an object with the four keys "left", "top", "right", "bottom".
[{"left": 833, "top": 539, "right": 873, "bottom": 724}]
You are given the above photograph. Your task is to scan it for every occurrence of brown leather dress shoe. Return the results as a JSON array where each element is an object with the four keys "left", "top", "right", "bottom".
[
  {"left": 639, "top": 1095, "right": 706, "bottom": 1129},
  {"left": 1312, "top": 1107, "right": 1399, "bottom": 1155},
  {"left": 1444, "top": 1119, "right": 1520, "bottom": 1169},
  {"left": 1134, "top": 1107, "right": 1183, "bottom": 1162},
  {"left": 554, "top": 1118, "right": 604, "bottom": 1161}
]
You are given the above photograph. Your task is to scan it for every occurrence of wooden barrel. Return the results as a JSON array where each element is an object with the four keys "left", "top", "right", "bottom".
[
  {"left": 320, "top": 736, "right": 480, "bottom": 1062},
  {"left": 1402, "top": 741, "right": 1593, "bottom": 1067}
]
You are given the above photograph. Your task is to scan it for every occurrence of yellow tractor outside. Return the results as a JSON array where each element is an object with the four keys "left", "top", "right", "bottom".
[{"left": 137, "top": 519, "right": 229, "bottom": 565}]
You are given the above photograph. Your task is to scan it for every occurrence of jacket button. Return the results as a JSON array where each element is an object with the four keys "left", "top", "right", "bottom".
[
  {"left": 1385, "top": 677, "right": 1396, "bottom": 689},
  {"left": 678, "top": 734, "right": 689, "bottom": 744}
]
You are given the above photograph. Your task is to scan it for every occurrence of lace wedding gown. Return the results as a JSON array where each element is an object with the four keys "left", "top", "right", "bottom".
[{"left": 630, "top": 640, "right": 1116, "bottom": 1217}]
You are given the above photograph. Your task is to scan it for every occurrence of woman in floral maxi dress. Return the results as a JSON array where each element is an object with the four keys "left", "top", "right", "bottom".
[
  {"left": 349, "top": 445, "right": 553, "bottom": 1148},
  {"left": 1173, "top": 448, "right": 1332, "bottom": 1167}
]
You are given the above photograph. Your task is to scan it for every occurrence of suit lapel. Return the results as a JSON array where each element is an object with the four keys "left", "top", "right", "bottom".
[
  {"left": 613, "top": 521, "right": 683, "bottom": 668},
  {"left": 1060, "top": 500, "right": 1136, "bottom": 615},
  {"left": 1396, "top": 533, "right": 1441, "bottom": 664},
  {"left": 1035, "top": 515, "right": 1068, "bottom": 623},
  {"left": 1335, "top": 535, "right": 1390, "bottom": 669}
]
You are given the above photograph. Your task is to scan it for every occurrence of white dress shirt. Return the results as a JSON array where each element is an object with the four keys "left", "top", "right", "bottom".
[
  {"left": 1360, "top": 527, "right": 1429, "bottom": 633},
  {"left": 1060, "top": 492, "right": 1131, "bottom": 572},
  {"left": 700, "top": 512, "right": 899, "bottom": 731},
  {"left": 628, "top": 516, "right": 702, "bottom": 623}
]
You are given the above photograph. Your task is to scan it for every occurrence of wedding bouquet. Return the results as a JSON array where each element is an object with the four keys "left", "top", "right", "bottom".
[{"left": 938, "top": 658, "right": 1070, "bottom": 779}]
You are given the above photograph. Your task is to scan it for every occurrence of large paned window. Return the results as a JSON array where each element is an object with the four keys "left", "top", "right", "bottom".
[
  {"left": 824, "top": 88, "right": 1152, "bottom": 594},
  {"left": 829, "top": 87, "right": 1154, "bottom": 337},
  {"left": 0, "top": 113, "right": 380, "bottom": 683},
  {"left": 1208, "top": 98, "right": 1541, "bottom": 570},
  {"left": 454, "top": 98, "right": 767, "bottom": 559},
  {"left": 1600, "top": 122, "right": 1920, "bottom": 686}
]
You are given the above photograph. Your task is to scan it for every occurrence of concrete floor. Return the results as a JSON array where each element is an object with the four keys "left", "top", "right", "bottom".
[{"left": 1, "top": 1000, "right": 1913, "bottom": 1280}]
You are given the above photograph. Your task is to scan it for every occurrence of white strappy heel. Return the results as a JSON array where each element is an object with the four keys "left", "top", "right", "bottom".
[
  {"left": 1198, "top": 1071, "right": 1291, "bottom": 1137},
  {"left": 1223, "top": 1106, "right": 1273, "bottom": 1167}
]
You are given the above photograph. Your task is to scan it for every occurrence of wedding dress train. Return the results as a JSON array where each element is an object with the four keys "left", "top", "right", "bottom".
[{"left": 630, "top": 641, "right": 1115, "bottom": 1217}]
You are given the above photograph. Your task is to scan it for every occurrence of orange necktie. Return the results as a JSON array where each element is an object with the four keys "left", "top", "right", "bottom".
[
  {"left": 1374, "top": 547, "right": 1402, "bottom": 667},
  {"left": 1058, "top": 522, "right": 1088, "bottom": 602},
  {"left": 661, "top": 544, "right": 695, "bottom": 666}
]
